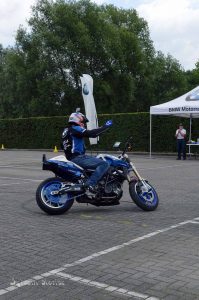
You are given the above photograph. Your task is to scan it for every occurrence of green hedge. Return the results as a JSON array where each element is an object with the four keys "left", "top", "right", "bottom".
[{"left": 0, "top": 114, "right": 199, "bottom": 152}]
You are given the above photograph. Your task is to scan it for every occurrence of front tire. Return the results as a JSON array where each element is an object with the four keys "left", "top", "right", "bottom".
[
  {"left": 129, "top": 180, "right": 159, "bottom": 211},
  {"left": 36, "top": 177, "right": 74, "bottom": 215}
]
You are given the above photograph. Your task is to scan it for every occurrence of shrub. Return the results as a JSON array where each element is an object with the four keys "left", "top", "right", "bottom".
[{"left": 0, "top": 114, "right": 198, "bottom": 152}]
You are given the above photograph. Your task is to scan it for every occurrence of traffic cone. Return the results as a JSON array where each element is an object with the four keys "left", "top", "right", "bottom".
[
  {"left": 53, "top": 146, "right": 58, "bottom": 153},
  {"left": 1, "top": 144, "right": 5, "bottom": 150}
]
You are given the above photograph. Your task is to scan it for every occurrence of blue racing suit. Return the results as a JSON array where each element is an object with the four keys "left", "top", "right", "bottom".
[{"left": 62, "top": 123, "right": 111, "bottom": 187}]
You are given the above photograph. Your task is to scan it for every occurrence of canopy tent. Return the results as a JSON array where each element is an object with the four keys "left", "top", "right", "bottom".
[{"left": 149, "top": 86, "right": 199, "bottom": 156}]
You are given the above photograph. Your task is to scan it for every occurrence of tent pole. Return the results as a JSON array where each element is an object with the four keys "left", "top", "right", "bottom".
[
  {"left": 188, "top": 114, "right": 192, "bottom": 155},
  {"left": 189, "top": 114, "right": 192, "bottom": 141},
  {"left": 150, "top": 113, "right": 152, "bottom": 158}
]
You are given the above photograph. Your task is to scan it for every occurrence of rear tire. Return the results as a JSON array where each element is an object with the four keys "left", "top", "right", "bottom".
[
  {"left": 36, "top": 177, "right": 74, "bottom": 215},
  {"left": 129, "top": 180, "right": 159, "bottom": 211}
]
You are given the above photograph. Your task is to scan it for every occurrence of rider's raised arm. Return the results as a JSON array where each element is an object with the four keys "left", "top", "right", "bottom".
[
  {"left": 82, "top": 125, "right": 110, "bottom": 138},
  {"left": 71, "top": 120, "right": 113, "bottom": 138}
]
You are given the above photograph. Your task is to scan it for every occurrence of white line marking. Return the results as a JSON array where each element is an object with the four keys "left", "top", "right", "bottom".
[
  {"left": 0, "top": 165, "right": 40, "bottom": 170},
  {"left": 0, "top": 182, "right": 37, "bottom": 186},
  {"left": 55, "top": 271, "right": 159, "bottom": 299},
  {"left": 188, "top": 221, "right": 199, "bottom": 224},
  {"left": 0, "top": 176, "right": 42, "bottom": 182},
  {"left": 0, "top": 217, "right": 198, "bottom": 297}
]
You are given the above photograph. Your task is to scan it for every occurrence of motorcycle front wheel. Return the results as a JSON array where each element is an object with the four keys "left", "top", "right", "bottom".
[
  {"left": 36, "top": 177, "right": 74, "bottom": 215},
  {"left": 129, "top": 180, "right": 159, "bottom": 211}
]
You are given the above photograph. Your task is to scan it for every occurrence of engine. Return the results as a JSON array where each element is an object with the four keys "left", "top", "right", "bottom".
[
  {"left": 97, "top": 179, "right": 123, "bottom": 201},
  {"left": 104, "top": 181, "right": 122, "bottom": 195}
]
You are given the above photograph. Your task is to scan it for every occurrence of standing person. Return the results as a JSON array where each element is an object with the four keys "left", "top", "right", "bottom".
[
  {"left": 61, "top": 111, "right": 112, "bottom": 192},
  {"left": 175, "top": 123, "right": 186, "bottom": 160}
]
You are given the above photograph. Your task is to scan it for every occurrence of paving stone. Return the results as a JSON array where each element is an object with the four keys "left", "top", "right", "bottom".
[{"left": 0, "top": 152, "right": 199, "bottom": 299}]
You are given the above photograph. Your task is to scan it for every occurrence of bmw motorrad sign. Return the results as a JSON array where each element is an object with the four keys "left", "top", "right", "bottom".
[{"left": 169, "top": 106, "right": 199, "bottom": 112}]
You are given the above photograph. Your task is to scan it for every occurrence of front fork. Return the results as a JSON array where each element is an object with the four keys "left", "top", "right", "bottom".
[{"left": 127, "top": 162, "right": 149, "bottom": 191}]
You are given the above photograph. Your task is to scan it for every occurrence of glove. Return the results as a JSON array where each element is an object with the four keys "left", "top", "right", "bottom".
[{"left": 105, "top": 120, "right": 113, "bottom": 127}]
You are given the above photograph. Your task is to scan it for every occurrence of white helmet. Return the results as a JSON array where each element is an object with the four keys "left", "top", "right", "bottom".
[{"left": 68, "top": 112, "right": 88, "bottom": 127}]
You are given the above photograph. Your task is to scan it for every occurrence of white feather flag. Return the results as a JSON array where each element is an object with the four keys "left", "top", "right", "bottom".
[{"left": 80, "top": 74, "right": 98, "bottom": 145}]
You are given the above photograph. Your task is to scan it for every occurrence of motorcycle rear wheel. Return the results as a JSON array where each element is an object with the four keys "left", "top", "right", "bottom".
[
  {"left": 36, "top": 177, "right": 74, "bottom": 215},
  {"left": 129, "top": 180, "right": 159, "bottom": 211}
]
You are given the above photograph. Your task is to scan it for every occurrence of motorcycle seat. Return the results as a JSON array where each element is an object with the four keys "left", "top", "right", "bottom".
[{"left": 49, "top": 155, "right": 84, "bottom": 170}]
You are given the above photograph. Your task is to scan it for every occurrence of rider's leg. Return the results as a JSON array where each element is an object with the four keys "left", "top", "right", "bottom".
[{"left": 71, "top": 155, "right": 110, "bottom": 187}]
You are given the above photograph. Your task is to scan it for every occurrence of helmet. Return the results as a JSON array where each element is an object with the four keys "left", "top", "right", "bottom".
[{"left": 68, "top": 112, "right": 88, "bottom": 127}]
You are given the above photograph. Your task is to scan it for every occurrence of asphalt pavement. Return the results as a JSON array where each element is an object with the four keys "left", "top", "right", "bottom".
[{"left": 0, "top": 150, "right": 199, "bottom": 300}]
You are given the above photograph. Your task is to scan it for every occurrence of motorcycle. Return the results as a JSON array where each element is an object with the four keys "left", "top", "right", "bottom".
[{"left": 36, "top": 137, "right": 159, "bottom": 215}]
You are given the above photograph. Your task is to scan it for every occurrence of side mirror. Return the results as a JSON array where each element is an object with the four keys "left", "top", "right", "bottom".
[{"left": 113, "top": 141, "right": 121, "bottom": 149}]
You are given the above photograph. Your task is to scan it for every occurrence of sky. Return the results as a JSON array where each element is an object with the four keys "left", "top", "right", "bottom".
[{"left": 0, "top": 0, "right": 199, "bottom": 71}]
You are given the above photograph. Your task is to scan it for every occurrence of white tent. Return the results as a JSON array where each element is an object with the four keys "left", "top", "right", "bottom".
[{"left": 149, "top": 86, "right": 199, "bottom": 156}]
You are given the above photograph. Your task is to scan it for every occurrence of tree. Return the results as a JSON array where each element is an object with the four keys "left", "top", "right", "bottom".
[
  {"left": 0, "top": 0, "right": 190, "bottom": 118},
  {"left": 185, "top": 60, "right": 199, "bottom": 90},
  {"left": 150, "top": 52, "right": 188, "bottom": 105}
]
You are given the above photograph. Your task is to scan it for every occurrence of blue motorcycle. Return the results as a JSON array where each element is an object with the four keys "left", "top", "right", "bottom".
[{"left": 36, "top": 138, "right": 159, "bottom": 215}]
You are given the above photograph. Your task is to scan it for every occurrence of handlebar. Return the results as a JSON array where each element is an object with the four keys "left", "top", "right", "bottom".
[{"left": 121, "top": 136, "right": 133, "bottom": 156}]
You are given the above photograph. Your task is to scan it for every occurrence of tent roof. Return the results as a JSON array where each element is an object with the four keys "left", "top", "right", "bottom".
[{"left": 150, "top": 86, "right": 199, "bottom": 118}]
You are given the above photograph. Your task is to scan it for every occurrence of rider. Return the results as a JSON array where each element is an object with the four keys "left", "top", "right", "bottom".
[{"left": 61, "top": 111, "right": 113, "bottom": 192}]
